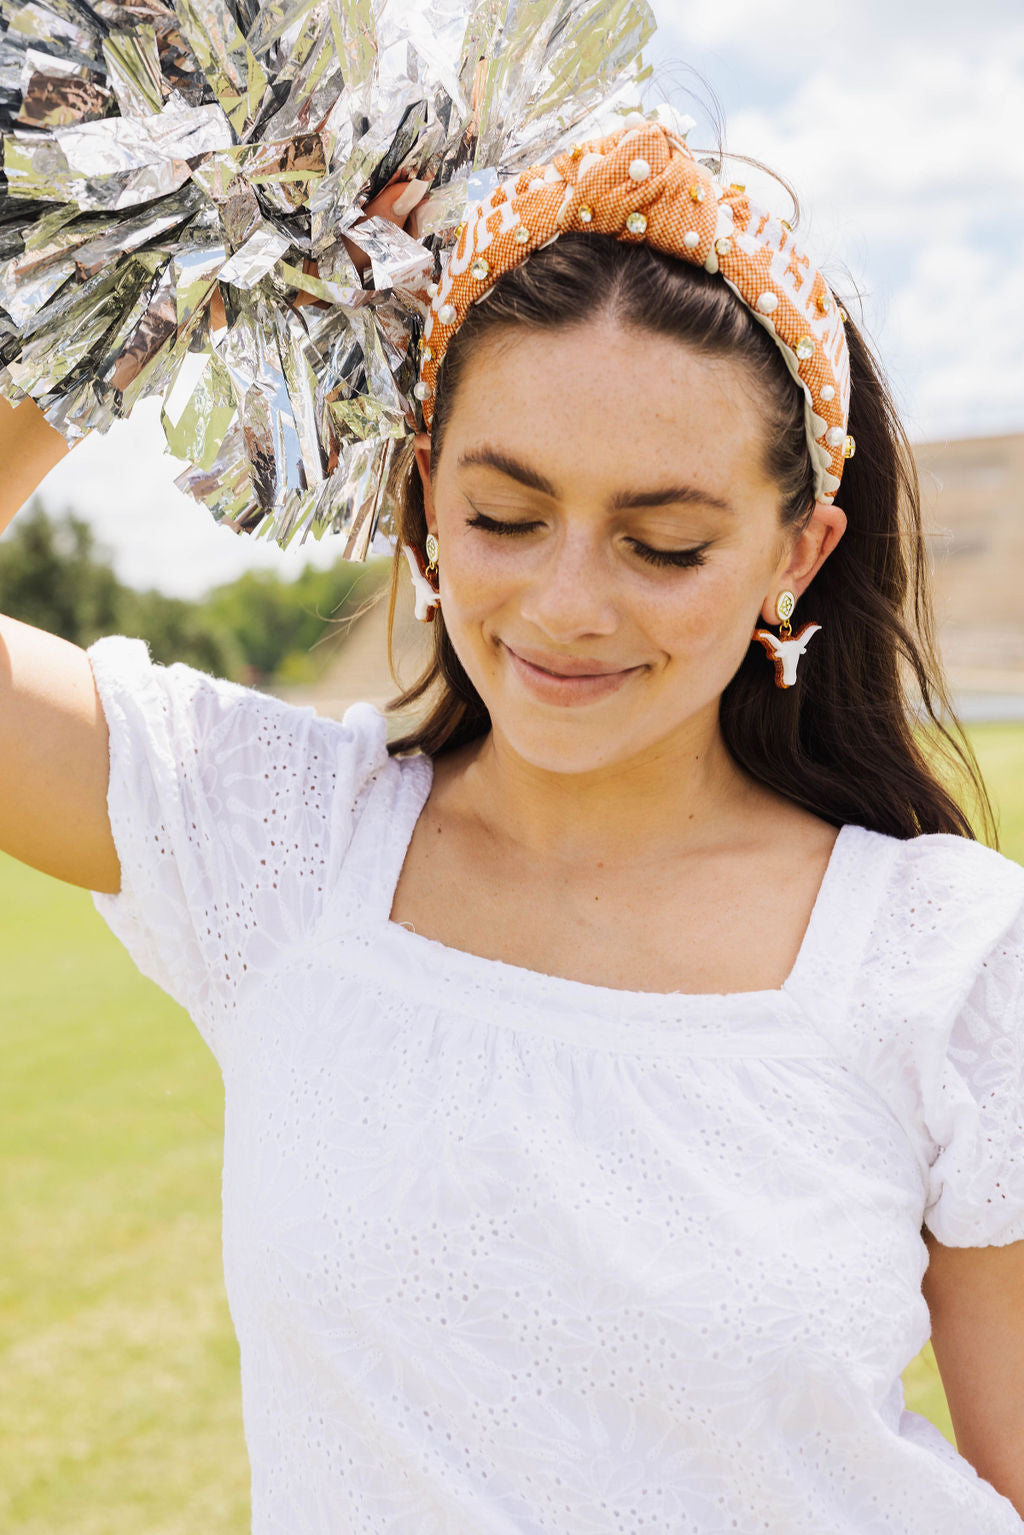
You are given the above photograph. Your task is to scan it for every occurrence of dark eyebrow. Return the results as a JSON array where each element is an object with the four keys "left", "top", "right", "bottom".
[
  {"left": 609, "top": 485, "right": 736, "bottom": 515},
  {"left": 456, "top": 446, "right": 735, "bottom": 516},
  {"left": 457, "top": 447, "right": 558, "bottom": 499}
]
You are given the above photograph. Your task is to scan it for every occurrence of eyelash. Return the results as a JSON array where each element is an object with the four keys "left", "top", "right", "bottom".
[{"left": 464, "top": 511, "right": 709, "bottom": 569}]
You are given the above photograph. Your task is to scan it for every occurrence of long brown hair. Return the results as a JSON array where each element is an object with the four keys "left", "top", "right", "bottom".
[{"left": 384, "top": 232, "right": 995, "bottom": 844}]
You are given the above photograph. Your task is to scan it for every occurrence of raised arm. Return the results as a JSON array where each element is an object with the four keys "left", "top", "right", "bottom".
[
  {"left": 0, "top": 179, "right": 433, "bottom": 898},
  {"left": 0, "top": 396, "right": 120, "bottom": 893},
  {"left": 0, "top": 394, "right": 71, "bottom": 533}
]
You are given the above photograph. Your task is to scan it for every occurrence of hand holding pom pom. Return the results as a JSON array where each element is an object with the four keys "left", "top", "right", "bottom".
[{"left": 0, "top": 0, "right": 655, "bottom": 562}]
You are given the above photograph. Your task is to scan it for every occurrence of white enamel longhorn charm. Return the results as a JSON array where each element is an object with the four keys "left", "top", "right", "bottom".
[
  {"left": 753, "top": 622, "right": 822, "bottom": 688},
  {"left": 402, "top": 543, "right": 441, "bottom": 622}
]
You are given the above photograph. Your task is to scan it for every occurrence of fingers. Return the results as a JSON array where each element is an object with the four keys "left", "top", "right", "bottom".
[
  {"left": 390, "top": 178, "right": 431, "bottom": 219},
  {"left": 362, "top": 175, "right": 431, "bottom": 227},
  {"left": 344, "top": 178, "right": 433, "bottom": 274}
]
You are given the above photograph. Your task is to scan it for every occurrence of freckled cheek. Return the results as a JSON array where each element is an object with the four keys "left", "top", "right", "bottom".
[
  {"left": 433, "top": 548, "right": 521, "bottom": 675},
  {"left": 637, "top": 581, "right": 720, "bottom": 653},
  {"left": 646, "top": 573, "right": 755, "bottom": 671},
  {"left": 438, "top": 539, "right": 528, "bottom": 623}
]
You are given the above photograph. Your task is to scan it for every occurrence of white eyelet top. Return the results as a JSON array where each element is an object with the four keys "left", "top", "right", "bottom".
[{"left": 88, "top": 635, "right": 1024, "bottom": 1535}]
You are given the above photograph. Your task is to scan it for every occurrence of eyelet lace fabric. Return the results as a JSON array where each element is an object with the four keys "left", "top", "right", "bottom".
[{"left": 88, "top": 634, "right": 1024, "bottom": 1535}]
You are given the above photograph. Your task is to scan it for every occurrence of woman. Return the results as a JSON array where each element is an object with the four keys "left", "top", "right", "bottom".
[{"left": 2, "top": 116, "right": 1023, "bottom": 1532}]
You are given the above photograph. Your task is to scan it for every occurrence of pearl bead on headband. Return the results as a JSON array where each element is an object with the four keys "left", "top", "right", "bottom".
[{"left": 417, "top": 115, "right": 855, "bottom": 504}]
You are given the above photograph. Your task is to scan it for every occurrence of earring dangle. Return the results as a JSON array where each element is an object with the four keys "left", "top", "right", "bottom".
[
  {"left": 402, "top": 534, "right": 441, "bottom": 623},
  {"left": 752, "top": 590, "right": 822, "bottom": 689}
]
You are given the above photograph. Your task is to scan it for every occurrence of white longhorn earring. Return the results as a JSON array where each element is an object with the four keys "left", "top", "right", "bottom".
[
  {"left": 752, "top": 590, "right": 821, "bottom": 689},
  {"left": 403, "top": 535, "right": 441, "bottom": 623}
]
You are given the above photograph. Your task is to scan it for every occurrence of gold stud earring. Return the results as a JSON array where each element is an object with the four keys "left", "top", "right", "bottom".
[{"left": 425, "top": 532, "right": 439, "bottom": 583}]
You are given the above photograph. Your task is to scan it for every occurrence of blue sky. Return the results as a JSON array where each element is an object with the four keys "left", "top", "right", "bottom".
[{"left": 26, "top": 0, "right": 1024, "bottom": 597}]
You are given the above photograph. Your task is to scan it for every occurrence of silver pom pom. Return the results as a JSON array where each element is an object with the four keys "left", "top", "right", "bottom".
[{"left": 0, "top": 0, "right": 656, "bottom": 558}]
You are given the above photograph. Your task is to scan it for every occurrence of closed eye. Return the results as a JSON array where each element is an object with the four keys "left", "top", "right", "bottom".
[
  {"left": 466, "top": 511, "right": 709, "bottom": 569},
  {"left": 465, "top": 511, "right": 540, "bottom": 535},
  {"left": 628, "top": 540, "right": 709, "bottom": 569}
]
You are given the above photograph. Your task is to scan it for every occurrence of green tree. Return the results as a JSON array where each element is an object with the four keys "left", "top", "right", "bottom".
[
  {"left": 204, "top": 558, "right": 388, "bottom": 683},
  {"left": 0, "top": 498, "right": 122, "bottom": 645},
  {"left": 0, "top": 500, "right": 241, "bottom": 677},
  {"left": 115, "top": 586, "right": 244, "bottom": 679},
  {"left": 0, "top": 499, "right": 389, "bottom": 684}
]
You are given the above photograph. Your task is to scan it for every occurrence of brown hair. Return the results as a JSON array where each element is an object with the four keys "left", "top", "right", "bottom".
[{"left": 384, "top": 231, "right": 995, "bottom": 844}]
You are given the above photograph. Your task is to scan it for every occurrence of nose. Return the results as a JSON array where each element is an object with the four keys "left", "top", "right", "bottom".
[{"left": 517, "top": 526, "right": 618, "bottom": 643}]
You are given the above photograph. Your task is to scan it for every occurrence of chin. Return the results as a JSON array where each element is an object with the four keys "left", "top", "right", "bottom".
[
  {"left": 499, "top": 732, "right": 628, "bottom": 777},
  {"left": 486, "top": 700, "right": 658, "bottom": 776}
]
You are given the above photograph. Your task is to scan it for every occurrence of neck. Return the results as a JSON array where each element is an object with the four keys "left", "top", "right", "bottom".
[{"left": 443, "top": 708, "right": 766, "bottom": 871}]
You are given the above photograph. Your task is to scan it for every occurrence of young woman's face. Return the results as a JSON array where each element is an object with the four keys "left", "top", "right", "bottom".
[{"left": 416, "top": 317, "right": 842, "bottom": 777}]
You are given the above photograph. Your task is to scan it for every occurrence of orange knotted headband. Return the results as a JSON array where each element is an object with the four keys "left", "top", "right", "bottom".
[{"left": 416, "top": 115, "right": 854, "bottom": 504}]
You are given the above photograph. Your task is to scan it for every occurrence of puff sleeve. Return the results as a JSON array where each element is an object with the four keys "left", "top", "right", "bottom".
[
  {"left": 922, "top": 886, "right": 1024, "bottom": 1248},
  {"left": 87, "top": 635, "right": 389, "bottom": 1059}
]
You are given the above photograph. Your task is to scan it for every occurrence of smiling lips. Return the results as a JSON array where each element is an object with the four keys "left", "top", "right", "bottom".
[{"left": 502, "top": 641, "right": 642, "bottom": 705}]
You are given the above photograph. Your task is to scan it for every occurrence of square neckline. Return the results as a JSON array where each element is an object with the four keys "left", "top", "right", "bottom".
[{"left": 370, "top": 751, "right": 870, "bottom": 1021}]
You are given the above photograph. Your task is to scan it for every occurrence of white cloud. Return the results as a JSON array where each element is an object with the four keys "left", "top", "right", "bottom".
[
  {"left": 653, "top": 0, "right": 826, "bottom": 53},
  {"left": 722, "top": 43, "right": 1024, "bottom": 242},
  {"left": 648, "top": 0, "right": 1024, "bottom": 440},
  {"left": 891, "top": 237, "right": 1024, "bottom": 440},
  {"left": 653, "top": 0, "right": 1024, "bottom": 71}
]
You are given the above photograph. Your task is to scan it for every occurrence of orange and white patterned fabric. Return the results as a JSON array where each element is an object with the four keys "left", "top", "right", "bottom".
[{"left": 418, "top": 116, "right": 854, "bottom": 503}]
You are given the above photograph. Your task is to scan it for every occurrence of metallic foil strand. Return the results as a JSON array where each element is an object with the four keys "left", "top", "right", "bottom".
[
  {"left": 0, "top": 0, "right": 655, "bottom": 556},
  {"left": 102, "top": 28, "right": 165, "bottom": 120}
]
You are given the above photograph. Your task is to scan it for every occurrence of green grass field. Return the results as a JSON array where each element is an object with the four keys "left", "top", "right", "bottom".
[{"left": 2, "top": 720, "right": 1022, "bottom": 1532}]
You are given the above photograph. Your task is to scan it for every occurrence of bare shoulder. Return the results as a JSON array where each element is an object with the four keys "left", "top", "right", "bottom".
[{"left": 737, "top": 787, "right": 843, "bottom": 869}]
